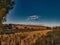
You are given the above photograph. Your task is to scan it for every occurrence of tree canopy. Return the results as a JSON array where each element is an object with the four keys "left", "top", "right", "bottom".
[{"left": 0, "top": 0, "right": 15, "bottom": 18}]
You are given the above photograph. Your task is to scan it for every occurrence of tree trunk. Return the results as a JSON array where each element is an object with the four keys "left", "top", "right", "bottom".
[{"left": 0, "top": 18, "right": 3, "bottom": 33}]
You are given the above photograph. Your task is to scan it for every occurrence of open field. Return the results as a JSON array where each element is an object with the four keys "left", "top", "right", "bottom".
[
  {"left": 0, "top": 26, "right": 60, "bottom": 45},
  {"left": 0, "top": 29, "right": 52, "bottom": 45}
]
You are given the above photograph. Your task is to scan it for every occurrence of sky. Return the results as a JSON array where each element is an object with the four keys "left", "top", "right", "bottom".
[{"left": 5, "top": 0, "right": 60, "bottom": 26}]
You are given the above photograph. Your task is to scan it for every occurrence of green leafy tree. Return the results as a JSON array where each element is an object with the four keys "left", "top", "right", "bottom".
[{"left": 0, "top": 0, "right": 15, "bottom": 33}]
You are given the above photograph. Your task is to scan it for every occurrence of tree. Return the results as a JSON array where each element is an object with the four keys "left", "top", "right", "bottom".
[{"left": 0, "top": 0, "right": 15, "bottom": 33}]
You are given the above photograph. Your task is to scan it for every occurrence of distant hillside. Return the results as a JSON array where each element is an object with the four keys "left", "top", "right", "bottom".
[{"left": 3, "top": 24, "right": 51, "bottom": 30}]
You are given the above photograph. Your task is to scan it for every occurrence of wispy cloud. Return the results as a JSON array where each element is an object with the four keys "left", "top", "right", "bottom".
[{"left": 26, "top": 15, "right": 40, "bottom": 21}]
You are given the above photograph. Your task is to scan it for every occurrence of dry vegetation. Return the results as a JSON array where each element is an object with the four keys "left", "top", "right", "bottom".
[{"left": 0, "top": 29, "right": 52, "bottom": 45}]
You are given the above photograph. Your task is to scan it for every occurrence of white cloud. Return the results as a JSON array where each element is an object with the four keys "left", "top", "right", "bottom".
[{"left": 27, "top": 15, "right": 40, "bottom": 21}]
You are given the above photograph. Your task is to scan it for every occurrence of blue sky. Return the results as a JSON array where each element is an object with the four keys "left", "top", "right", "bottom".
[{"left": 5, "top": 0, "right": 60, "bottom": 26}]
